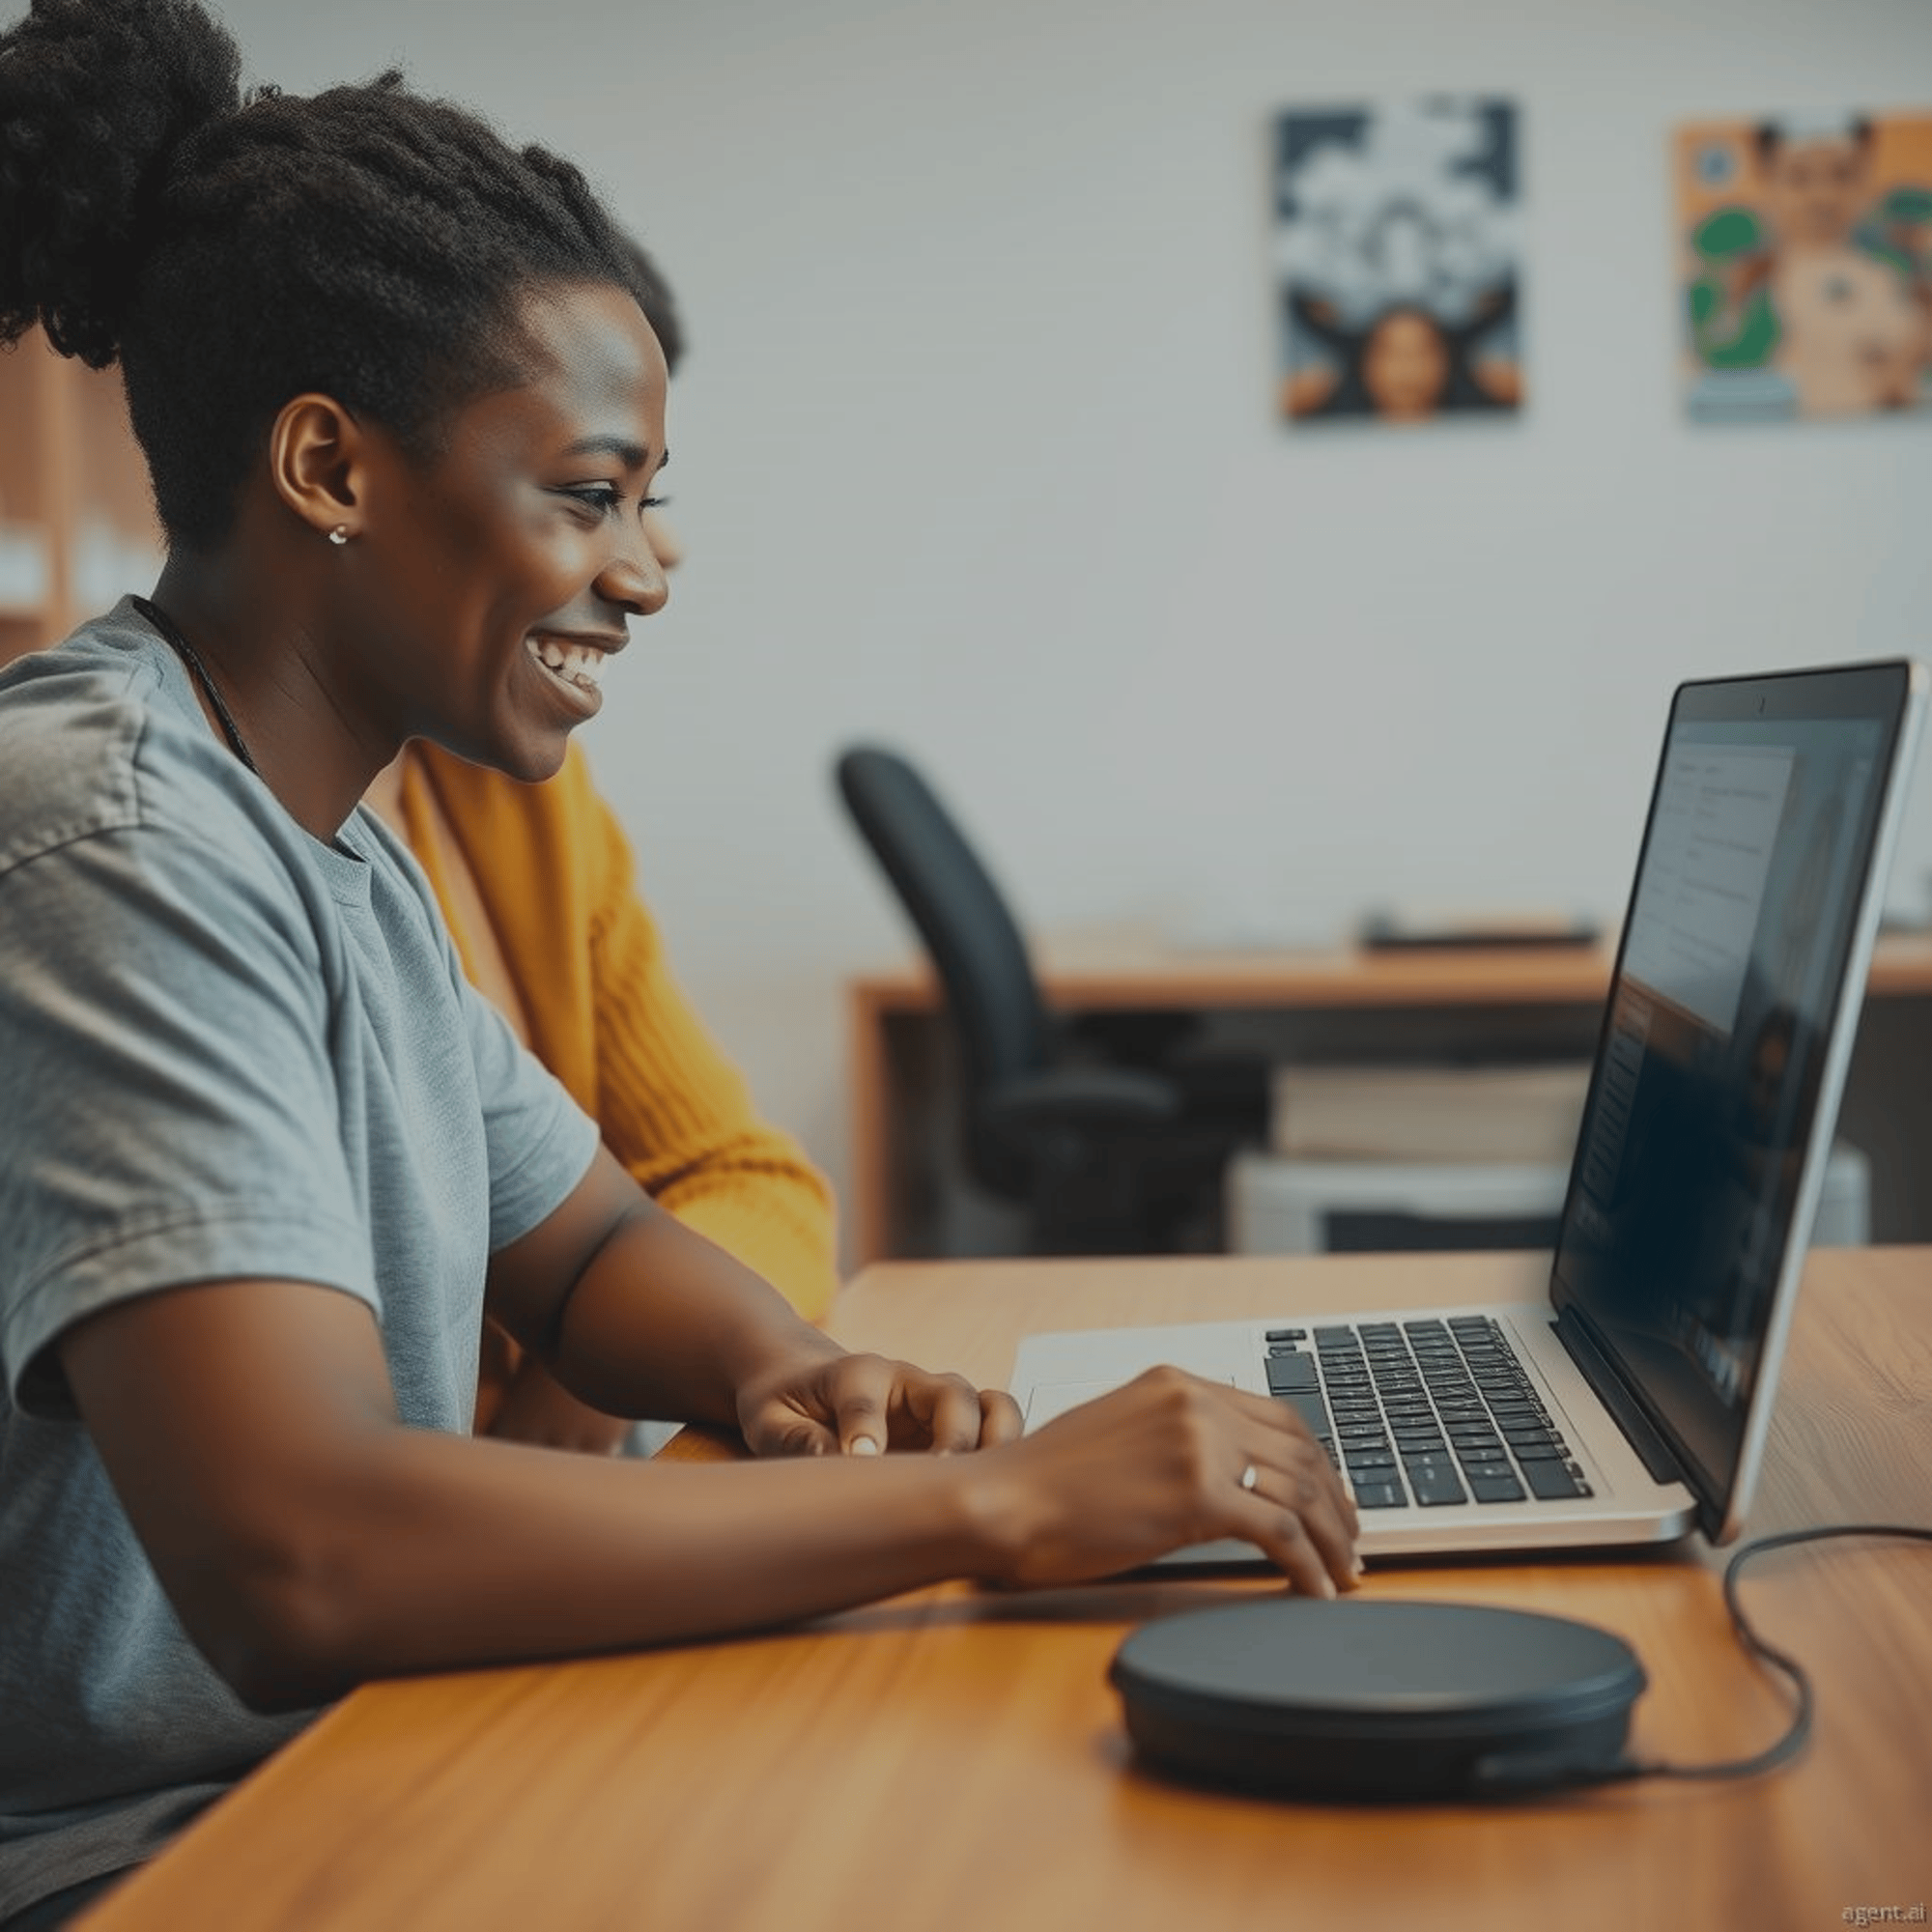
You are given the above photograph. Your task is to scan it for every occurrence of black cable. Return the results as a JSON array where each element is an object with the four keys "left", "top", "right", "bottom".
[
  {"left": 1605, "top": 1521, "right": 1932, "bottom": 1785},
  {"left": 133, "top": 595, "right": 262, "bottom": 775}
]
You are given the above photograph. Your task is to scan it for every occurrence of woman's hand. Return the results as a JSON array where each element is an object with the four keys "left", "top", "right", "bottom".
[
  {"left": 964, "top": 1366, "right": 1360, "bottom": 1599},
  {"left": 737, "top": 1343, "right": 1025, "bottom": 1461}
]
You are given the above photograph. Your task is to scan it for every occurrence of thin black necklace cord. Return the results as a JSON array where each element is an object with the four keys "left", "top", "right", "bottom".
[{"left": 133, "top": 595, "right": 261, "bottom": 776}]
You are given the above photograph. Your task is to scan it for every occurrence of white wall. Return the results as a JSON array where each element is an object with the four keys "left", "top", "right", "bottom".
[{"left": 219, "top": 0, "right": 1932, "bottom": 1264}]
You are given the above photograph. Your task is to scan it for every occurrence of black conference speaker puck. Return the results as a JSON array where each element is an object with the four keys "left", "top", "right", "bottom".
[{"left": 1110, "top": 1597, "right": 1646, "bottom": 1800}]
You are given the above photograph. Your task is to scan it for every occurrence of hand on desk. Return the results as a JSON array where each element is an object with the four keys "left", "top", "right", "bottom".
[
  {"left": 973, "top": 1369, "right": 1361, "bottom": 1600},
  {"left": 732, "top": 1339, "right": 1357, "bottom": 1597},
  {"left": 737, "top": 1346, "right": 1025, "bottom": 1460}
]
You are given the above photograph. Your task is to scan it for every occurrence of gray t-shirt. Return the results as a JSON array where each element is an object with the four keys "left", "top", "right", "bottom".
[{"left": 0, "top": 602, "right": 601, "bottom": 1917}]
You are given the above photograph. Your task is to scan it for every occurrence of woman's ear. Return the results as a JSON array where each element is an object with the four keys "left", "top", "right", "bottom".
[{"left": 268, "top": 394, "right": 366, "bottom": 544}]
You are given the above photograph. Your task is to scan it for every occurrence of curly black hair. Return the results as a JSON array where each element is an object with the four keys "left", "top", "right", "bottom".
[{"left": 0, "top": 0, "right": 672, "bottom": 550}]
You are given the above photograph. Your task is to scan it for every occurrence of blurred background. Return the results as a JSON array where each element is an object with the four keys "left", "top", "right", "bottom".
[{"left": 103, "top": 0, "right": 1932, "bottom": 1262}]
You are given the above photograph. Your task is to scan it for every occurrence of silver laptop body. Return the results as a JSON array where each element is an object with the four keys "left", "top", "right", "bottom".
[{"left": 1010, "top": 660, "right": 1927, "bottom": 1561}]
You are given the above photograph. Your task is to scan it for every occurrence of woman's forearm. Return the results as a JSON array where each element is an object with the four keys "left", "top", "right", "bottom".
[{"left": 227, "top": 1428, "right": 1009, "bottom": 1709}]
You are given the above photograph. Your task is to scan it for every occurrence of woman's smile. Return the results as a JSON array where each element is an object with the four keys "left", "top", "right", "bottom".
[{"left": 525, "top": 630, "right": 624, "bottom": 717}]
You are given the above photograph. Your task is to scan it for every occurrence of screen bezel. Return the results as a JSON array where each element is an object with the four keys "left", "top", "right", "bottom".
[{"left": 1547, "top": 658, "right": 1925, "bottom": 1544}]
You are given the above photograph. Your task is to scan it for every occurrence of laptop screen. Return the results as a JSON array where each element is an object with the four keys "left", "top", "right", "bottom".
[{"left": 1550, "top": 662, "right": 1919, "bottom": 1528}]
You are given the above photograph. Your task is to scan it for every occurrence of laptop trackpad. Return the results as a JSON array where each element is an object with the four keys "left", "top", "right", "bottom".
[{"left": 1024, "top": 1380, "right": 1132, "bottom": 1428}]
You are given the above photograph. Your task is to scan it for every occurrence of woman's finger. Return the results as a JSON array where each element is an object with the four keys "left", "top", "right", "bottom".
[
  {"left": 979, "top": 1387, "right": 1025, "bottom": 1446},
  {"left": 895, "top": 1371, "right": 986, "bottom": 1454},
  {"left": 1242, "top": 1495, "right": 1343, "bottom": 1599},
  {"left": 1236, "top": 1450, "right": 1361, "bottom": 1593},
  {"left": 826, "top": 1355, "right": 895, "bottom": 1456}
]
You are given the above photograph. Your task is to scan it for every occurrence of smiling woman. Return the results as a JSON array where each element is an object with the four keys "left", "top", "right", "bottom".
[
  {"left": 357, "top": 249, "right": 842, "bottom": 1459},
  {"left": 0, "top": 2, "right": 1359, "bottom": 1924},
  {"left": 295, "top": 278, "right": 671, "bottom": 796}
]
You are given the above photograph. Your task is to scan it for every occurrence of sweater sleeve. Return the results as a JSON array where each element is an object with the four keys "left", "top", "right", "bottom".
[
  {"left": 406, "top": 743, "right": 842, "bottom": 1328},
  {"left": 581, "top": 786, "right": 842, "bottom": 1324}
]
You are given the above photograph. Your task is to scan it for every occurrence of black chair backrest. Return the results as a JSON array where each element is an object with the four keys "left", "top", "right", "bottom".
[{"left": 836, "top": 746, "right": 1054, "bottom": 1183}]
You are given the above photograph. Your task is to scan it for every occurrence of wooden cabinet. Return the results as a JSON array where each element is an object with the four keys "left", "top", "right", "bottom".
[{"left": 0, "top": 327, "right": 163, "bottom": 668}]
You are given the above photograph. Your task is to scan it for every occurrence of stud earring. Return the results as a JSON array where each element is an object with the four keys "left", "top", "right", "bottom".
[{"left": 327, "top": 525, "right": 351, "bottom": 547}]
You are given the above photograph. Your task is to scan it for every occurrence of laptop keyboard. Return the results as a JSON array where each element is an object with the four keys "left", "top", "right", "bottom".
[{"left": 1263, "top": 1318, "right": 1596, "bottom": 1510}]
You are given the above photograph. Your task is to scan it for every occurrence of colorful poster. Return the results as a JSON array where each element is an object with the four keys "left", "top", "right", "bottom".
[
  {"left": 1272, "top": 98, "right": 1522, "bottom": 426},
  {"left": 1677, "top": 111, "right": 1932, "bottom": 421}
]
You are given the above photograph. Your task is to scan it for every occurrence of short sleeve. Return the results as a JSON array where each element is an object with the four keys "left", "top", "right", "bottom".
[
  {"left": 348, "top": 802, "right": 600, "bottom": 1258},
  {"left": 0, "top": 810, "right": 376, "bottom": 1414},
  {"left": 458, "top": 962, "right": 602, "bottom": 1253}
]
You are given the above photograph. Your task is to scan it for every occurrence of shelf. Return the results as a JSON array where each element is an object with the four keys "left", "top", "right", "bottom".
[
  {"left": 0, "top": 329, "right": 161, "bottom": 653},
  {"left": 0, "top": 522, "right": 51, "bottom": 610}
]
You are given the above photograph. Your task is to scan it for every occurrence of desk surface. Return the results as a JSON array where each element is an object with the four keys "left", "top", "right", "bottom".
[{"left": 83, "top": 1249, "right": 1932, "bottom": 1932}]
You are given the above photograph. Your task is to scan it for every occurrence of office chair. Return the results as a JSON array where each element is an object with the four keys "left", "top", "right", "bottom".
[{"left": 834, "top": 744, "right": 1265, "bottom": 1255}]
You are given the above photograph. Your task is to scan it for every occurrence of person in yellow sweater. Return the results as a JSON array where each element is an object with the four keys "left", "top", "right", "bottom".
[{"left": 362, "top": 251, "right": 838, "bottom": 1455}]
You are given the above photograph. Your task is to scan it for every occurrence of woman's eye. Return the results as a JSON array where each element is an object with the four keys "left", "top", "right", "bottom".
[{"left": 561, "top": 485, "right": 624, "bottom": 518}]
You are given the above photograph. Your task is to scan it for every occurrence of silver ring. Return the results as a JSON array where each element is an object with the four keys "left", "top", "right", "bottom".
[{"left": 1239, "top": 1463, "right": 1260, "bottom": 1493}]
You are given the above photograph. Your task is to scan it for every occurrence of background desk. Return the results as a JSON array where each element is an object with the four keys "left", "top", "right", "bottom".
[
  {"left": 82, "top": 1248, "right": 1932, "bottom": 1932},
  {"left": 847, "top": 929, "right": 1932, "bottom": 1264}
]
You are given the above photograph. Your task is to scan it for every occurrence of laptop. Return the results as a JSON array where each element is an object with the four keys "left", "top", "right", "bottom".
[{"left": 1010, "top": 659, "right": 1927, "bottom": 1559}]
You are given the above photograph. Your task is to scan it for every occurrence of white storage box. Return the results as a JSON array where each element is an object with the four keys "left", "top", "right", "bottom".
[{"left": 1226, "top": 1142, "right": 1871, "bottom": 1254}]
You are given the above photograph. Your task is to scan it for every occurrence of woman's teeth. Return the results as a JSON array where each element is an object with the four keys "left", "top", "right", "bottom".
[{"left": 527, "top": 637, "right": 606, "bottom": 693}]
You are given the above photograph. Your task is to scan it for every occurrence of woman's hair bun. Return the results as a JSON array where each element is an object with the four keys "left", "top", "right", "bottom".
[
  {"left": 4, "top": 0, "right": 649, "bottom": 551},
  {"left": 1, "top": 0, "right": 243, "bottom": 365}
]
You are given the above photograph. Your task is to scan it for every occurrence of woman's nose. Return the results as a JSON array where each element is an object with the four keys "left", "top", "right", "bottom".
[{"left": 600, "top": 532, "right": 668, "bottom": 618}]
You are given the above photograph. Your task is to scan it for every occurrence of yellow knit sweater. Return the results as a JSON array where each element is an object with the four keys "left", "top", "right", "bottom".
[{"left": 389, "top": 742, "right": 839, "bottom": 1417}]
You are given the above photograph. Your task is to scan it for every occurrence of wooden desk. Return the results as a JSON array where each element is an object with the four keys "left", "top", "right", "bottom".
[
  {"left": 81, "top": 1248, "right": 1932, "bottom": 1932},
  {"left": 846, "top": 929, "right": 1932, "bottom": 1264}
]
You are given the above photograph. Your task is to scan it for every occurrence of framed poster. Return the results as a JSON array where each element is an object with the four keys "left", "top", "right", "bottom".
[
  {"left": 1677, "top": 110, "right": 1932, "bottom": 421},
  {"left": 1273, "top": 97, "right": 1522, "bottom": 426}
]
